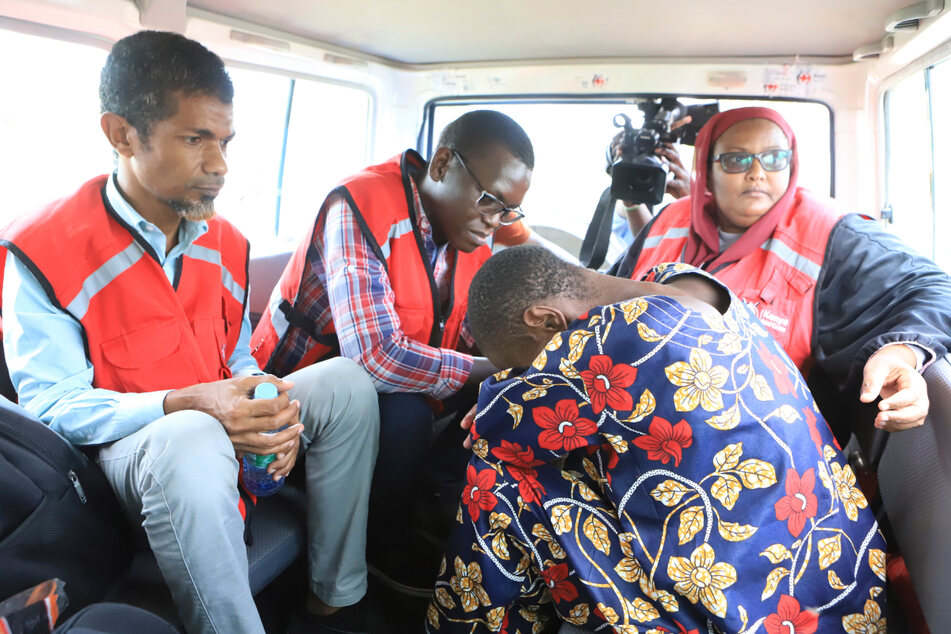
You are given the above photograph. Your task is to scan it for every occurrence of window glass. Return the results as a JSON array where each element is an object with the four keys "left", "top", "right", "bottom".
[
  {"left": 884, "top": 72, "right": 934, "bottom": 261},
  {"left": 931, "top": 60, "right": 951, "bottom": 271},
  {"left": 278, "top": 80, "right": 371, "bottom": 242},
  {"left": 427, "top": 98, "right": 831, "bottom": 262},
  {"left": 217, "top": 69, "right": 372, "bottom": 251},
  {"left": 215, "top": 67, "right": 289, "bottom": 242},
  {"left": 0, "top": 30, "right": 111, "bottom": 222}
]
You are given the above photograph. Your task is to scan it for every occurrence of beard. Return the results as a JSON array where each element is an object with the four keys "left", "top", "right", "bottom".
[{"left": 167, "top": 196, "right": 217, "bottom": 222}]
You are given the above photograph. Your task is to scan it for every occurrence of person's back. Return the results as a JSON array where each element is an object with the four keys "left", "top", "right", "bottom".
[{"left": 429, "top": 249, "right": 885, "bottom": 633}]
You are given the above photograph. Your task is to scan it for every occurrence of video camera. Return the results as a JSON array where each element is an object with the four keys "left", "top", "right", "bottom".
[{"left": 609, "top": 98, "right": 718, "bottom": 205}]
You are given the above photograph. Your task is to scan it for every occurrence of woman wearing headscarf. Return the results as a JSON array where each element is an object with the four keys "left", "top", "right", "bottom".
[{"left": 612, "top": 106, "right": 951, "bottom": 439}]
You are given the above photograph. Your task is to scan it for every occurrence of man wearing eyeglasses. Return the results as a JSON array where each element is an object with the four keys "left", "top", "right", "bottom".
[{"left": 251, "top": 110, "right": 534, "bottom": 595}]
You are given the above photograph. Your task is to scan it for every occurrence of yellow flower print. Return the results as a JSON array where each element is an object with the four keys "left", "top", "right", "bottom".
[
  {"left": 830, "top": 462, "right": 869, "bottom": 522},
  {"left": 666, "top": 543, "right": 737, "bottom": 618},
  {"left": 665, "top": 348, "right": 729, "bottom": 412},
  {"left": 449, "top": 557, "right": 492, "bottom": 612},
  {"left": 842, "top": 599, "right": 886, "bottom": 633}
]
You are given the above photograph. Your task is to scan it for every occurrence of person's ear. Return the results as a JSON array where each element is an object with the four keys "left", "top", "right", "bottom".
[
  {"left": 100, "top": 112, "right": 136, "bottom": 159},
  {"left": 428, "top": 146, "right": 454, "bottom": 183},
  {"left": 523, "top": 305, "right": 568, "bottom": 334}
]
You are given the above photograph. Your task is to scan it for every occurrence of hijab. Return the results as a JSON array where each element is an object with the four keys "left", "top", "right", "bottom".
[{"left": 683, "top": 107, "right": 799, "bottom": 270}]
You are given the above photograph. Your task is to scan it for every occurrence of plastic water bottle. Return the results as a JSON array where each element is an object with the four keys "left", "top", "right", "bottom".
[{"left": 241, "top": 382, "right": 285, "bottom": 497}]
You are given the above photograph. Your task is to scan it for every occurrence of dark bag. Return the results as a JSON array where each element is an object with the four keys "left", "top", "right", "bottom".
[{"left": 0, "top": 398, "right": 132, "bottom": 618}]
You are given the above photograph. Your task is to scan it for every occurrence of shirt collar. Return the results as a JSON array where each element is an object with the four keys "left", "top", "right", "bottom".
[{"left": 106, "top": 173, "right": 208, "bottom": 248}]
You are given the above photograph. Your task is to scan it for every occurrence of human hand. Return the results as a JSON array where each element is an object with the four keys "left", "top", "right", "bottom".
[
  {"left": 656, "top": 143, "right": 689, "bottom": 199},
  {"left": 264, "top": 421, "right": 302, "bottom": 479},
  {"left": 859, "top": 345, "right": 929, "bottom": 431},
  {"left": 165, "top": 375, "right": 304, "bottom": 454},
  {"left": 460, "top": 404, "right": 477, "bottom": 449}
]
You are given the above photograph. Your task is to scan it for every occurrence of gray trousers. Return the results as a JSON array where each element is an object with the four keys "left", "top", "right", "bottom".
[{"left": 96, "top": 358, "right": 380, "bottom": 634}]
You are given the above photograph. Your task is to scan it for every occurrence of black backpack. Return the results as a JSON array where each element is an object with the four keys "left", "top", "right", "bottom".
[{"left": 0, "top": 397, "right": 132, "bottom": 616}]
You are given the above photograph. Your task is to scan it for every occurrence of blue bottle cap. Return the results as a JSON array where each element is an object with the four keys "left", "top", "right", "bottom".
[{"left": 253, "top": 382, "right": 279, "bottom": 400}]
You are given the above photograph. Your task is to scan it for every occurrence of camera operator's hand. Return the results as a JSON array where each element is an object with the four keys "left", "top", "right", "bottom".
[{"left": 657, "top": 143, "right": 689, "bottom": 199}]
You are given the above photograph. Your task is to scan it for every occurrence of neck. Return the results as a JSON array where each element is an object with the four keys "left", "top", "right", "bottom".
[
  {"left": 415, "top": 172, "right": 447, "bottom": 246},
  {"left": 115, "top": 168, "right": 182, "bottom": 252}
]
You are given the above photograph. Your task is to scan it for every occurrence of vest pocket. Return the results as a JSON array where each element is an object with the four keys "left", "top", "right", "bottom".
[
  {"left": 738, "top": 267, "right": 813, "bottom": 352},
  {"left": 100, "top": 320, "right": 183, "bottom": 368},
  {"left": 192, "top": 318, "right": 230, "bottom": 379},
  {"left": 99, "top": 320, "right": 187, "bottom": 391},
  {"left": 394, "top": 306, "right": 428, "bottom": 342}
]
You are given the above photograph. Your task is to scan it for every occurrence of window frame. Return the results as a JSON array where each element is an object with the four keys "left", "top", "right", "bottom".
[{"left": 419, "top": 93, "right": 835, "bottom": 198}]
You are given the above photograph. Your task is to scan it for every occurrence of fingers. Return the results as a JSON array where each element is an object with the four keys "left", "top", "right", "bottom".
[
  {"left": 875, "top": 374, "right": 928, "bottom": 431},
  {"left": 459, "top": 404, "right": 477, "bottom": 430},
  {"left": 234, "top": 422, "right": 304, "bottom": 454},
  {"left": 268, "top": 439, "right": 300, "bottom": 479},
  {"left": 859, "top": 358, "right": 889, "bottom": 404},
  {"left": 861, "top": 349, "right": 929, "bottom": 431},
  {"left": 656, "top": 144, "right": 685, "bottom": 168},
  {"left": 460, "top": 404, "right": 477, "bottom": 449}
]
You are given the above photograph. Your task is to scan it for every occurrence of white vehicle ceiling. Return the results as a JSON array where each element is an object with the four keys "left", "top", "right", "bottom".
[{"left": 190, "top": 0, "right": 920, "bottom": 65}]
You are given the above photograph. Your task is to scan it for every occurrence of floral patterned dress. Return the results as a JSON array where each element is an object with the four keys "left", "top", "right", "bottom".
[{"left": 427, "top": 264, "right": 886, "bottom": 634}]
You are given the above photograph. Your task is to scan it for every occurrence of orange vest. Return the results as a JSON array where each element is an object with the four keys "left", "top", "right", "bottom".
[
  {"left": 0, "top": 175, "right": 249, "bottom": 393},
  {"left": 252, "top": 151, "right": 490, "bottom": 377},
  {"left": 629, "top": 189, "right": 841, "bottom": 371}
]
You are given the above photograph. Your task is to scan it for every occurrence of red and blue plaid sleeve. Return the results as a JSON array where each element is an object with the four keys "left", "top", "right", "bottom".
[{"left": 321, "top": 195, "right": 473, "bottom": 399}]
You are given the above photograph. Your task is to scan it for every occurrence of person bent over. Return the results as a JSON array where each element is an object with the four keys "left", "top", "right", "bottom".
[
  {"left": 427, "top": 246, "right": 885, "bottom": 633},
  {"left": 1, "top": 31, "right": 378, "bottom": 634}
]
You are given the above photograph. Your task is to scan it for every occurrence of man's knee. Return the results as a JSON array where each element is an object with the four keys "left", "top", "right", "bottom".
[
  {"left": 290, "top": 357, "right": 380, "bottom": 421},
  {"left": 136, "top": 411, "right": 237, "bottom": 486}
]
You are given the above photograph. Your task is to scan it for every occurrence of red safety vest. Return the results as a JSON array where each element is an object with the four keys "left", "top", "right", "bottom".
[
  {"left": 629, "top": 189, "right": 841, "bottom": 371},
  {"left": 252, "top": 151, "right": 490, "bottom": 376},
  {"left": 0, "top": 175, "right": 249, "bottom": 393}
]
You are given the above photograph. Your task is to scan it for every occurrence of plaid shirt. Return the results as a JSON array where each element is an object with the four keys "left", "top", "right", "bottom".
[{"left": 305, "top": 172, "right": 474, "bottom": 399}]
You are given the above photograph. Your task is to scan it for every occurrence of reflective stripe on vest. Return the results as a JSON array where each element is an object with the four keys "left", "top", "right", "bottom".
[
  {"left": 643, "top": 226, "right": 690, "bottom": 250},
  {"left": 66, "top": 242, "right": 142, "bottom": 319},
  {"left": 188, "top": 244, "right": 247, "bottom": 306},
  {"left": 759, "top": 236, "right": 822, "bottom": 281},
  {"left": 379, "top": 217, "right": 415, "bottom": 261}
]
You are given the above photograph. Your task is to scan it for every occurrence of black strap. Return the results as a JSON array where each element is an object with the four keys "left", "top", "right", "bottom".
[
  {"left": 278, "top": 299, "right": 340, "bottom": 356},
  {"left": 578, "top": 187, "right": 617, "bottom": 270}
]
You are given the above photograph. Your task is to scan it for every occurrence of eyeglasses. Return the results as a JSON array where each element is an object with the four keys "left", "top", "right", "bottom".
[
  {"left": 450, "top": 149, "right": 525, "bottom": 225},
  {"left": 710, "top": 149, "right": 792, "bottom": 174}
]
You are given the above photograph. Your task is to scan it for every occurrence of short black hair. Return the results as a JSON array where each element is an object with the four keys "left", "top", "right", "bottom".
[
  {"left": 437, "top": 110, "right": 534, "bottom": 169},
  {"left": 100, "top": 30, "right": 233, "bottom": 140},
  {"left": 468, "top": 245, "right": 587, "bottom": 350}
]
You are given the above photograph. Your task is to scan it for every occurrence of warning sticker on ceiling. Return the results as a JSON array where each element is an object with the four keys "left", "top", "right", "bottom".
[{"left": 762, "top": 63, "right": 827, "bottom": 97}]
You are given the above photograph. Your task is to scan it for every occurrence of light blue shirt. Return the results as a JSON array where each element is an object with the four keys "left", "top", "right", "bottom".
[{"left": 3, "top": 174, "right": 260, "bottom": 445}]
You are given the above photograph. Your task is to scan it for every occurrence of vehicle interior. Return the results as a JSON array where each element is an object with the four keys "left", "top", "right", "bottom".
[{"left": 1, "top": 0, "right": 950, "bottom": 631}]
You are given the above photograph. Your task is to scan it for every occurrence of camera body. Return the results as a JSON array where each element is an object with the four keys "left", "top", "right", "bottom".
[{"left": 609, "top": 98, "right": 716, "bottom": 205}]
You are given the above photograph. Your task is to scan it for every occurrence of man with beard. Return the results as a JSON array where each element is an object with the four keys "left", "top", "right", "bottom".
[{"left": 0, "top": 31, "right": 378, "bottom": 634}]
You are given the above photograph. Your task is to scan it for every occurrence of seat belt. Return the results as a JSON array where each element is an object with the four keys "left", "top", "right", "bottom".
[{"left": 578, "top": 186, "right": 616, "bottom": 270}]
